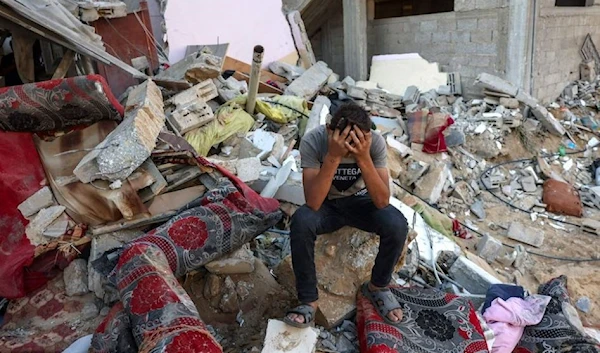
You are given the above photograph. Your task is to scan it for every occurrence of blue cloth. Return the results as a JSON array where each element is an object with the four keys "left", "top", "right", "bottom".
[{"left": 481, "top": 284, "right": 525, "bottom": 314}]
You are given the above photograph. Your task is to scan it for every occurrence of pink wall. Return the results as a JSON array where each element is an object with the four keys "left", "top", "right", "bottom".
[{"left": 165, "top": 0, "right": 297, "bottom": 67}]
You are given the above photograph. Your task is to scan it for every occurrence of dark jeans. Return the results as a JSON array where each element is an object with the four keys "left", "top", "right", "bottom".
[{"left": 290, "top": 195, "right": 409, "bottom": 304}]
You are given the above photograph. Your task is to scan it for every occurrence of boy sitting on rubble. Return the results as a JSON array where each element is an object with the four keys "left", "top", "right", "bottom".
[{"left": 284, "top": 103, "right": 408, "bottom": 328}]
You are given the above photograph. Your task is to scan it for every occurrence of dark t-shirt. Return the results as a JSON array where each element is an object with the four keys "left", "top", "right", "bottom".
[{"left": 300, "top": 125, "right": 387, "bottom": 199}]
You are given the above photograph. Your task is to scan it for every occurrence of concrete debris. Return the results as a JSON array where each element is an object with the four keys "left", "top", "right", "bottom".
[
  {"left": 284, "top": 61, "right": 333, "bottom": 100},
  {"left": 507, "top": 222, "right": 545, "bottom": 248},
  {"left": 448, "top": 256, "right": 502, "bottom": 295},
  {"left": 414, "top": 162, "right": 449, "bottom": 204},
  {"left": 219, "top": 276, "right": 240, "bottom": 313},
  {"left": 576, "top": 297, "right": 592, "bottom": 314},
  {"left": 205, "top": 245, "right": 256, "bottom": 275},
  {"left": 166, "top": 80, "right": 217, "bottom": 134},
  {"left": 74, "top": 79, "right": 165, "bottom": 183},
  {"left": 43, "top": 219, "right": 69, "bottom": 238},
  {"left": 305, "top": 96, "right": 331, "bottom": 135},
  {"left": 269, "top": 61, "right": 305, "bottom": 81},
  {"left": 262, "top": 320, "right": 319, "bottom": 353},
  {"left": 81, "top": 301, "right": 100, "bottom": 321},
  {"left": 156, "top": 51, "right": 223, "bottom": 83},
  {"left": 475, "top": 73, "right": 519, "bottom": 97},
  {"left": 403, "top": 85, "right": 420, "bottom": 105},
  {"left": 530, "top": 104, "right": 566, "bottom": 136},
  {"left": 470, "top": 199, "right": 487, "bottom": 220},
  {"left": 25, "top": 206, "right": 66, "bottom": 246},
  {"left": 18, "top": 186, "right": 54, "bottom": 218},
  {"left": 64, "top": 259, "right": 89, "bottom": 296},
  {"left": 476, "top": 234, "right": 503, "bottom": 263}
]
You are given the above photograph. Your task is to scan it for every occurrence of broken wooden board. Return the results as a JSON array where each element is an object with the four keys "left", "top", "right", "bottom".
[
  {"left": 224, "top": 56, "right": 287, "bottom": 83},
  {"left": 146, "top": 185, "right": 206, "bottom": 215},
  {"left": 34, "top": 121, "right": 148, "bottom": 226},
  {"left": 232, "top": 71, "right": 284, "bottom": 95}
]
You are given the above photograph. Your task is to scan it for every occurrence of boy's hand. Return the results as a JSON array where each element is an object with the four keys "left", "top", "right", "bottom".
[
  {"left": 327, "top": 125, "right": 352, "bottom": 161},
  {"left": 346, "top": 125, "right": 371, "bottom": 162}
]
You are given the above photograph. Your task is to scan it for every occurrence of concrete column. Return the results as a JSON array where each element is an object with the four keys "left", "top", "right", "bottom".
[
  {"left": 506, "top": 0, "right": 534, "bottom": 90},
  {"left": 343, "top": 0, "right": 368, "bottom": 81}
]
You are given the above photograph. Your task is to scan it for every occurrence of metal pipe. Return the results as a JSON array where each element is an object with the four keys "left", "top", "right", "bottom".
[{"left": 246, "top": 45, "right": 264, "bottom": 115}]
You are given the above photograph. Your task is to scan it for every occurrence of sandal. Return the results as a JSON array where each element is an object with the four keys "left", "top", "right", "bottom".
[
  {"left": 362, "top": 282, "right": 403, "bottom": 325},
  {"left": 283, "top": 304, "right": 316, "bottom": 328}
]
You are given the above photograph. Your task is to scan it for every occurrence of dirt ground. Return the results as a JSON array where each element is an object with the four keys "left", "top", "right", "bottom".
[{"left": 454, "top": 128, "right": 600, "bottom": 328}]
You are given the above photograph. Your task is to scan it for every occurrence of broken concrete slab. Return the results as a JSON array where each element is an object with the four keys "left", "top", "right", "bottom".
[
  {"left": 262, "top": 319, "right": 319, "bottom": 353},
  {"left": 515, "top": 89, "right": 539, "bottom": 108},
  {"left": 64, "top": 259, "right": 88, "bottom": 296},
  {"left": 530, "top": 104, "right": 566, "bottom": 136},
  {"left": 520, "top": 176, "right": 537, "bottom": 193},
  {"left": 205, "top": 245, "right": 256, "bottom": 275},
  {"left": 305, "top": 96, "right": 331, "bottom": 135},
  {"left": 156, "top": 51, "right": 223, "bottom": 83},
  {"left": 414, "top": 162, "right": 449, "bottom": 204},
  {"left": 25, "top": 206, "right": 66, "bottom": 246},
  {"left": 474, "top": 73, "right": 518, "bottom": 97},
  {"left": 43, "top": 219, "right": 69, "bottom": 238},
  {"left": 403, "top": 85, "right": 420, "bottom": 105},
  {"left": 284, "top": 61, "right": 332, "bottom": 100},
  {"left": 470, "top": 200, "right": 487, "bottom": 220},
  {"left": 499, "top": 97, "right": 519, "bottom": 109},
  {"left": 477, "top": 234, "right": 503, "bottom": 263},
  {"left": 448, "top": 256, "right": 502, "bottom": 295},
  {"left": 452, "top": 181, "right": 475, "bottom": 205},
  {"left": 18, "top": 186, "right": 54, "bottom": 218},
  {"left": 269, "top": 61, "right": 305, "bottom": 81},
  {"left": 369, "top": 54, "right": 447, "bottom": 96},
  {"left": 507, "top": 222, "right": 545, "bottom": 248},
  {"left": 74, "top": 80, "right": 165, "bottom": 183}
]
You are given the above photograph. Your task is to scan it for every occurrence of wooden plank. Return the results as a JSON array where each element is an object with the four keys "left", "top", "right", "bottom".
[
  {"left": 146, "top": 185, "right": 206, "bottom": 215},
  {"left": 232, "top": 71, "right": 284, "bottom": 95},
  {"left": 91, "top": 211, "right": 177, "bottom": 236},
  {"left": 52, "top": 50, "right": 75, "bottom": 79},
  {"left": 185, "top": 43, "right": 230, "bottom": 59},
  {"left": 223, "top": 56, "right": 287, "bottom": 83}
]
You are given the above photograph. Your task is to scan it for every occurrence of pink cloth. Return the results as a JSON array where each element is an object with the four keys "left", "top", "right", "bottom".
[{"left": 483, "top": 295, "right": 551, "bottom": 353}]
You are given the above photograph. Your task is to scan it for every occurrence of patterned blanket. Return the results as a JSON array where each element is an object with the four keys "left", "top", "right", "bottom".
[
  {"left": 357, "top": 285, "right": 489, "bottom": 353},
  {"left": 0, "top": 75, "right": 123, "bottom": 132},
  {"left": 91, "top": 178, "right": 282, "bottom": 352}
]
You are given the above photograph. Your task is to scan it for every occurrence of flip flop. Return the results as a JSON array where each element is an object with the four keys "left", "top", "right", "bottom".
[
  {"left": 361, "top": 282, "right": 403, "bottom": 326},
  {"left": 283, "top": 304, "right": 316, "bottom": 328}
]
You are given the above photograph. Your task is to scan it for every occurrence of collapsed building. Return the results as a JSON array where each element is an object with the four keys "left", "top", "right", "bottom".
[{"left": 0, "top": 1, "right": 599, "bottom": 353}]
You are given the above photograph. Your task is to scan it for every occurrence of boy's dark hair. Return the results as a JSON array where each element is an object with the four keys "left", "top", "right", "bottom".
[{"left": 329, "top": 103, "right": 371, "bottom": 132}]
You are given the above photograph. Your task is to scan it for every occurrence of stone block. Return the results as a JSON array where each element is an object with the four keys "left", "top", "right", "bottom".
[
  {"left": 470, "top": 200, "right": 487, "bottom": 220},
  {"left": 169, "top": 100, "right": 214, "bottom": 134},
  {"left": 205, "top": 245, "right": 256, "bottom": 275},
  {"left": 474, "top": 73, "right": 518, "bottom": 97},
  {"left": 64, "top": 259, "right": 88, "bottom": 296},
  {"left": 284, "top": 61, "right": 332, "bottom": 100},
  {"left": 520, "top": 176, "right": 537, "bottom": 193},
  {"left": 448, "top": 256, "right": 502, "bottom": 295},
  {"left": 17, "top": 186, "right": 54, "bottom": 218},
  {"left": 275, "top": 227, "right": 393, "bottom": 329},
  {"left": 476, "top": 234, "right": 503, "bottom": 263},
  {"left": 262, "top": 320, "right": 319, "bottom": 353},
  {"left": 507, "top": 222, "right": 544, "bottom": 248},
  {"left": 74, "top": 79, "right": 165, "bottom": 182},
  {"left": 403, "top": 85, "right": 420, "bottom": 105},
  {"left": 43, "top": 219, "right": 69, "bottom": 238},
  {"left": 414, "top": 162, "right": 449, "bottom": 204},
  {"left": 347, "top": 86, "right": 367, "bottom": 100},
  {"left": 25, "top": 206, "right": 66, "bottom": 246}
]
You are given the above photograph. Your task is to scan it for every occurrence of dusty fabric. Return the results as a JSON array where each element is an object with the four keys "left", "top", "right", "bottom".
[
  {"left": 0, "top": 75, "right": 123, "bottom": 132},
  {"left": 423, "top": 113, "right": 454, "bottom": 154},
  {"left": 407, "top": 109, "right": 428, "bottom": 144},
  {"left": 91, "top": 178, "right": 282, "bottom": 352},
  {"left": 357, "top": 285, "right": 489, "bottom": 353},
  {"left": 483, "top": 295, "right": 551, "bottom": 353},
  {"left": 0, "top": 273, "right": 103, "bottom": 353},
  {"left": 0, "top": 132, "right": 47, "bottom": 298},
  {"left": 515, "top": 276, "right": 600, "bottom": 353}
]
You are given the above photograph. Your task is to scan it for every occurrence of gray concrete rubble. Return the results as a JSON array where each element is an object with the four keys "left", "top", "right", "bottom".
[
  {"left": 507, "top": 222, "right": 545, "bottom": 247},
  {"left": 25, "top": 206, "right": 66, "bottom": 246},
  {"left": 476, "top": 234, "right": 503, "bottom": 263},
  {"left": 448, "top": 256, "right": 502, "bottom": 295},
  {"left": 64, "top": 259, "right": 89, "bottom": 296},
  {"left": 156, "top": 51, "right": 222, "bottom": 83},
  {"left": 74, "top": 79, "right": 165, "bottom": 183},
  {"left": 18, "top": 186, "right": 55, "bottom": 218},
  {"left": 284, "top": 61, "right": 333, "bottom": 100},
  {"left": 205, "top": 245, "right": 256, "bottom": 275}
]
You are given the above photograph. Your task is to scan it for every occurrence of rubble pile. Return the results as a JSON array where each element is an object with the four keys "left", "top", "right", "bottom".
[{"left": 4, "top": 36, "right": 600, "bottom": 353}]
